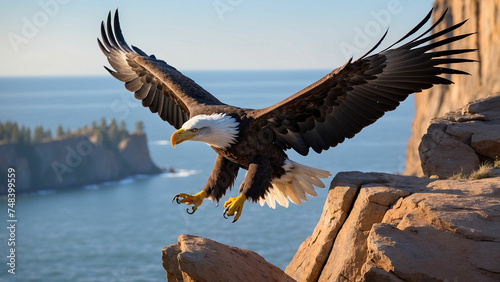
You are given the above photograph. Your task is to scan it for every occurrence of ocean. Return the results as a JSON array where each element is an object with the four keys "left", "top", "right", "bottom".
[{"left": 0, "top": 70, "right": 414, "bottom": 281}]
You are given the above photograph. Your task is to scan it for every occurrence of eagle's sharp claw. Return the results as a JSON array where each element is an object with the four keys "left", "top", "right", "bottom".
[
  {"left": 222, "top": 194, "right": 247, "bottom": 222},
  {"left": 171, "top": 191, "right": 207, "bottom": 215},
  {"left": 172, "top": 194, "right": 180, "bottom": 204}
]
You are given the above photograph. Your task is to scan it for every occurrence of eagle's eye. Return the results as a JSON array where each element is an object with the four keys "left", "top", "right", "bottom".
[{"left": 190, "top": 128, "right": 198, "bottom": 133}]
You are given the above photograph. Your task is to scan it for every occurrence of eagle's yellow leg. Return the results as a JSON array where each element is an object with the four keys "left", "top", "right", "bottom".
[
  {"left": 223, "top": 194, "right": 247, "bottom": 223},
  {"left": 172, "top": 190, "right": 207, "bottom": 214}
]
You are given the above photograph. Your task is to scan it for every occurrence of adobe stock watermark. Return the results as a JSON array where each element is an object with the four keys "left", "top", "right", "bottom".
[
  {"left": 111, "top": 92, "right": 140, "bottom": 120},
  {"left": 110, "top": 267, "right": 128, "bottom": 282},
  {"left": 8, "top": 0, "right": 71, "bottom": 53},
  {"left": 339, "top": 0, "right": 404, "bottom": 60},
  {"left": 51, "top": 129, "right": 104, "bottom": 183},
  {"left": 213, "top": 0, "right": 243, "bottom": 21}
]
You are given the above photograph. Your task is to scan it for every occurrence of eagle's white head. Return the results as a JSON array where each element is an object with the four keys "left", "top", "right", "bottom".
[{"left": 170, "top": 113, "right": 239, "bottom": 148}]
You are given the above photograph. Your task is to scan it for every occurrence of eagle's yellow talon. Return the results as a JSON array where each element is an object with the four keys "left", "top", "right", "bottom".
[
  {"left": 172, "top": 190, "right": 207, "bottom": 214},
  {"left": 223, "top": 194, "right": 247, "bottom": 222}
]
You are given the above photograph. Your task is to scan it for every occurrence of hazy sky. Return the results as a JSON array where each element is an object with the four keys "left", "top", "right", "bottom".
[{"left": 1, "top": 0, "right": 435, "bottom": 76}]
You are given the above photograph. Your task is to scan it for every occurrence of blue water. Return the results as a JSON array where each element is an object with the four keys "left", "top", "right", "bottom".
[{"left": 0, "top": 71, "right": 414, "bottom": 281}]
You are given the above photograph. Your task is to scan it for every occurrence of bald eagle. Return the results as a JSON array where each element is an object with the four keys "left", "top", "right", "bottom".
[{"left": 98, "top": 9, "right": 474, "bottom": 222}]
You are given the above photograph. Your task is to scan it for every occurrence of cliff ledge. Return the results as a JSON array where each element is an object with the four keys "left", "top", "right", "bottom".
[{"left": 162, "top": 172, "right": 500, "bottom": 281}]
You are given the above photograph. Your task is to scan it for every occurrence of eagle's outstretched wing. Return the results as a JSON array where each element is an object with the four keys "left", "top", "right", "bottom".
[
  {"left": 253, "top": 9, "right": 476, "bottom": 156},
  {"left": 98, "top": 10, "right": 225, "bottom": 129}
]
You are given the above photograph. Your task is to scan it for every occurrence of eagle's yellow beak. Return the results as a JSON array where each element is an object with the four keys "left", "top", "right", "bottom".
[{"left": 170, "top": 128, "right": 197, "bottom": 148}]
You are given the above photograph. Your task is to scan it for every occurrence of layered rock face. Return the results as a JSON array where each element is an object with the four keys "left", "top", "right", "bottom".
[
  {"left": 163, "top": 173, "right": 500, "bottom": 281},
  {"left": 286, "top": 172, "right": 500, "bottom": 281},
  {"left": 419, "top": 95, "right": 500, "bottom": 178},
  {"left": 405, "top": 0, "right": 500, "bottom": 176}
]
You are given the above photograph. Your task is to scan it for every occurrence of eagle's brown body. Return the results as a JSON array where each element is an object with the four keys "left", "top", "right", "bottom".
[{"left": 210, "top": 112, "right": 289, "bottom": 201}]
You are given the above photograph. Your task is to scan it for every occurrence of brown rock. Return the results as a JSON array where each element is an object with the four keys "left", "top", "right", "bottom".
[
  {"left": 405, "top": 0, "right": 500, "bottom": 176},
  {"left": 361, "top": 261, "right": 404, "bottom": 282},
  {"left": 365, "top": 177, "right": 500, "bottom": 281},
  {"left": 161, "top": 172, "right": 500, "bottom": 281},
  {"left": 285, "top": 175, "right": 360, "bottom": 282},
  {"left": 286, "top": 172, "right": 500, "bottom": 281},
  {"left": 162, "top": 234, "right": 294, "bottom": 282},
  {"left": 471, "top": 128, "right": 500, "bottom": 159},
  {"left": 419, "top": 125, "right": 480, "bottom": 178},
  {"left": 419, "top": 95, "right": 500, "bottom": 178},
  {"left": 465, "top": 93, "right": 500, "bottom": 117},
  {"left": 318, "top": 185, "right": 411, "bottom": 281},
  {"left": 286, "top": 172, "right": 430, "bottom": 281},
  {"left": 163, "top": 244, "right": 183, "bottom": 281}
]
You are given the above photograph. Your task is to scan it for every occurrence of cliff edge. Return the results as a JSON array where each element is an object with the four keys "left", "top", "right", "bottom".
[
  {"left": 162, "top": 172, "right": 500, "bottom": 281},
  {"left": 405, "top": 0, "right": 500, "bottom": 176},
  {"left": 286, "top": 172, "right": 500, "bottom": 281}
]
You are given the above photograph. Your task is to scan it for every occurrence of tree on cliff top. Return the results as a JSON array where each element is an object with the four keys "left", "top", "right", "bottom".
[
  {"left": 33, "top": 125, "right": 44, "bottom": 143},
  {"left": 108, "top": 118, "right": 118, "bottom": 140},
  {"left": 135, "top": 121, "right": 144, "bottom": 133},
  {"left": 0, "top": 119, "right": 142, "bottom": 145},
  {"left": 56, "top": 125, "right": 64, "bottom": 137}
]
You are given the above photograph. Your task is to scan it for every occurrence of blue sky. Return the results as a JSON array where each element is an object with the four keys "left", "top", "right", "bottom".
[{"left": 1, "top": 0, "right": 434, "bottom": 76}]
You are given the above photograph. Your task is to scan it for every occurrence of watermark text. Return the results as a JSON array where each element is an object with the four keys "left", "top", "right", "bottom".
[{"left": 6, "top": 168, "right": 17, "bottom": 275}]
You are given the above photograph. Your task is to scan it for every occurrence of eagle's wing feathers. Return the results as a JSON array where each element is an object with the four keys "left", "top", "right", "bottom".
[
  {"left": 98, "top": 10, "right": 225, "bottom": 129},
  {"left": 253, "top": 9, "right": 476, "bottom": 155}
]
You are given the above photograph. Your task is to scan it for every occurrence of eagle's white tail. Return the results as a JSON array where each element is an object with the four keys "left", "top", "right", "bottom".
[{"left": 259, "top": 159, "right": 331, "bottom": 209}]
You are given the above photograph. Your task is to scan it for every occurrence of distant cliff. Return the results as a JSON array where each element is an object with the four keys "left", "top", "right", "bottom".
[
  {"left": 0, "top": 131, "right": 162, "bottom": 194},
  {"left": 405, "top": 0, "right": 500, "bottom": 176}
]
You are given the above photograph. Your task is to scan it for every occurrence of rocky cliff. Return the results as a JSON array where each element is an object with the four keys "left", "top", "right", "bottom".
[
  {"left": 0, "top": 132, "right": 161, "bottom": 194},
  {"left": 163, "top": 172, "right": 500, "bottom": 281},
  {"left": 419, "top": 95, "right": 500, "bottom": 178},
  {"left": 286, "top": 172, "right": 500, "bottom": 281},
  {"left": 405, "top": 0, "right": 500, "bottom": 176}
]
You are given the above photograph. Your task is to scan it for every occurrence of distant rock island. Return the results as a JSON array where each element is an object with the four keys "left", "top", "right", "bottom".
[{"left": 0, "top": 119, "right": 162, "bottom": 194}]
